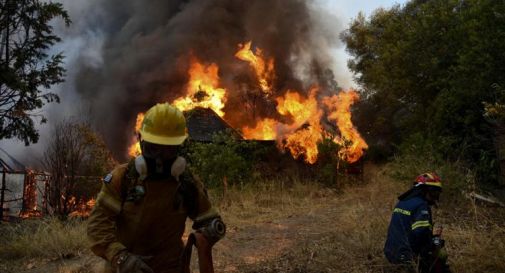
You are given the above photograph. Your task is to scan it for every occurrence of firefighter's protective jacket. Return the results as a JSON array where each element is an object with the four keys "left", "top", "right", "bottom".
[
  {"left": 87, "top": 157, "right": 219, "bottom": 273},
  {"left": 384, "top": 195, "right": 433, "bottom": 263}
]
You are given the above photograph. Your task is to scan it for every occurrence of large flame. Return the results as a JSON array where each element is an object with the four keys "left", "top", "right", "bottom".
[
  {"left": 127, "top": 57, "right": 227, "bottom": 158},
  {"left": 125, "top": 41, "right": 367, "bottom": 166},
  {"left": 241, "top": 88, "right": 367, "bottom": 164},
  {"left": 173, "top": 57, "right": 227, "bottom": 116},
  {"left": 242, "top": 118, "right": 278, "bottom": 140},
  {"left": 241, "top": 88, "right": 324, "bottom": 164},
  {"left": 276, "top": 88, "right": 323, "bottom": 163},
  {"left": 323, "top": 90, "right": 368, "bottom": 163},
  {"left": 235, "top": 41, "right": 275, "bottom": 94}
]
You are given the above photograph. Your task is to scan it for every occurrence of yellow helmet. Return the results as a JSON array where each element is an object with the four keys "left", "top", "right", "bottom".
[{"left": 139, "top": 103, "right": 188, "bottom": 145}]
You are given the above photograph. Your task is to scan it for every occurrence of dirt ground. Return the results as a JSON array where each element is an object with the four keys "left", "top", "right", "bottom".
[
  {"left": 5, "top": 166, "right": 505, "bottom": 273},
  {"left": 215, "top": 198, "right": 343, "bottom": 272},
  {"left": 10, "top": 188, "right": 366, "bottom": 273}
]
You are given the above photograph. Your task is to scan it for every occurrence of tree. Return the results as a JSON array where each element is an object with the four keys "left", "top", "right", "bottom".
[
  {"left": 43, "top": 119, "right": 115, "bottom": 216},
  {"left": 342, "top": 0, "right": 505, "bottom": 183},
  {"left": 0, "top": 0, "right": 70, "bottom": 145}
]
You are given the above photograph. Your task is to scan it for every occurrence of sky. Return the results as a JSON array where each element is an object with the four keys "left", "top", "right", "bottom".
[
  {"left": 0, "top": 0, "right": 407, "bottom": 164},
  {"left": 318, "top": 0, "right": 407, "bottom": 88}
]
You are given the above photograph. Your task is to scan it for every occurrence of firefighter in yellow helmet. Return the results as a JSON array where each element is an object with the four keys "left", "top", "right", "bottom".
[{"left": 87, "top": 103, "right": 225, "bottom": 273}]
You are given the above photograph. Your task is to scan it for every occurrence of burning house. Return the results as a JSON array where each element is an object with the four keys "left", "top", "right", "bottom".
[
  {"left": 0, "top": 148, "right": 98, "bottom": 220},
  {"left": 0, "top": 148, "right": 50, "bottom": 220},
  {"left": 185, "top": 107, "right": 243, "bottom": 142},
  {"left": 126, "top": 51, "right": 368, "bottom": 167},
  {"left": 46, "top": 0, "right": 369, "bottom": 171}
]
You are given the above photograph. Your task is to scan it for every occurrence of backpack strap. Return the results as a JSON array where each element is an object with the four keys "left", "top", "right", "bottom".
[{"left": 120, "top": 158, "right": 139, "bottom": 210}]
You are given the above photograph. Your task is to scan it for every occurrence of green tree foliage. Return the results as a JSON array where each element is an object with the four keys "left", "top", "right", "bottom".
[
  {"left": 185, "top": 131, "right": 266, "bottom": 188},
  {"left": 342, "top": 0, "right": 505, "bottom": 183},
  {"left": 0, "top": 0, "right": 70, "bottom": 145}
]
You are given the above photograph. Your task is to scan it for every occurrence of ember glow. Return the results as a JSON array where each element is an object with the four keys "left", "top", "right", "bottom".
[
  {"left": 235, "top": 41, "right": 275, "bottom": 94},
  {"left": 69, "top": 198, "right": 96, "bottom": 218},
  {"left": 19, "top": 170, "right": 43, "bottom": 218}
]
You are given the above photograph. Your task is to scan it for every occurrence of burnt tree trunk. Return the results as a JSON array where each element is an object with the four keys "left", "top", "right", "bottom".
[{"left": 0, "top": 171, "right": 6, "bottom": 221}]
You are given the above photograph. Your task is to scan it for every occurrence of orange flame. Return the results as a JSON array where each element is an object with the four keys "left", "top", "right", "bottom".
[
  {"left": 173, "top": 57, "right": 227, "bottom": 116},
  {"left": 19, "top": 171, "right": 42, "bottom": 218},
  {"left": 127, "top": 57, "right": 227, "bottom": 158},
  {"left": 282, "top": 124, "right": 323, "bottom": 164},
  {"left": 242, "top": 118, "right": 277, "bottom": 140},
  {"left": 69, "top": 197, "right": 96, "bottom": 218},
  {"left": 127, "top": 113, "right": 144, "bottom": 157},
  {"left": 235, "top": 41, "right": 275, "bottom": 94},
  {"left": 124, "top": 41, "right": 368, "bottom": 166},
  {"left": 276, "top": 88, "right": 321, "bottom": 127},
  {"left": 323, "top": 90, "right": 368, "bottom": 163},
  {"left": 242, "top": 88, "right": 324, "bottom": 164},
  {"left": 276, "top": 88, "right": 323, "bottom": 163},
  {"left": 242, "top": 88, "right": 367, "bottom": 164}
]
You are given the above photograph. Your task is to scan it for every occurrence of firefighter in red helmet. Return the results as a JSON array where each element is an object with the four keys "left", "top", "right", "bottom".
[{"left": 384, "top": 172, "right": 451, "bottom": 273}]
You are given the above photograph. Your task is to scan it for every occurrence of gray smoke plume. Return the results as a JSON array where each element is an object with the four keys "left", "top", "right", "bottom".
[{"left": 59, "top": 0, "right": 344, "bottom": 159}]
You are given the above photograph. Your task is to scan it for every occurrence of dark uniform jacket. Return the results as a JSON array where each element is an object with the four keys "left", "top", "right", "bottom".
[
  {"left": 87, "top": 156, "right": 218, "bottom": 273},
  {"left": 384, "top": 194, "right": 433, "bottom": 263}
]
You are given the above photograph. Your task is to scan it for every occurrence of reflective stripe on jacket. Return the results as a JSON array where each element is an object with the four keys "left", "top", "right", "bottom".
[{"left": 384, "top": 196, "right": 433, "bottom": 263}]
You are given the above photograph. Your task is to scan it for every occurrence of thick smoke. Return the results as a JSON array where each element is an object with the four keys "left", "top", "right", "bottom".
[{"left": 67, "top": 0, "right": 343, "bottom": 159}]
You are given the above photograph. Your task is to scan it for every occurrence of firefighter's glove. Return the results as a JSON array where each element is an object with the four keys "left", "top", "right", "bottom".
[
  {"left": 114, "top": 251, "right": 154, "bottom": 273},
  {"left": 196, "top": 217, "right": 226, "bottom": 246}
]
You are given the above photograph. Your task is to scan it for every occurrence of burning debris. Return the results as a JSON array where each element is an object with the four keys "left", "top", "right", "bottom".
[
  {"left": 68, "top": 197, "right": 96, "bottom": 218},
  {"left": 18, "top": 170, "right": 49, "bottom": 219}
]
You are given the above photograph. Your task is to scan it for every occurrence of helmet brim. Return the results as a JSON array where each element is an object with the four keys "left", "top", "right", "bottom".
[
  {"left": 425, "top": 182, "right": 442, "bottom": 189},
  {"left": 140, "top": 130, "right": 188, "bottom": 145}
]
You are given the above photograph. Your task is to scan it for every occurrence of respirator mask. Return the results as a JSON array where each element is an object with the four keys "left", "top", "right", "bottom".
[{"left": 140, "top": 141, "right": 179, "bottom": 178}]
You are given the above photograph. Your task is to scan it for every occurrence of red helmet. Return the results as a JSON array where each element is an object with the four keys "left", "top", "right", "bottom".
[{"left": 414, "top": 172, "right": 442, "bottom": 189}]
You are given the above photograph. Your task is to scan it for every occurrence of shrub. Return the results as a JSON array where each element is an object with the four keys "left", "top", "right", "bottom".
[
  {"left": 387, "top": 133, "right": 473, "bottom": 194},
  {"left": 185, "top": 131, "right": 267, "bottom": 188}
]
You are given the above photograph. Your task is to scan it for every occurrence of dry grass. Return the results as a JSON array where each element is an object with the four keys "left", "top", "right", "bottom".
[
  {"left": 1, "top": 164, "right": 504, "bottom": 273},
  {"left": 215, "top": 175, "right": 335, "bottom": 226},
  {"left": 0, "top": 218, "right": 88, "bottom": 261},
  {"left": 236, "top": 164, "right": 505, "bottom": 273}
]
